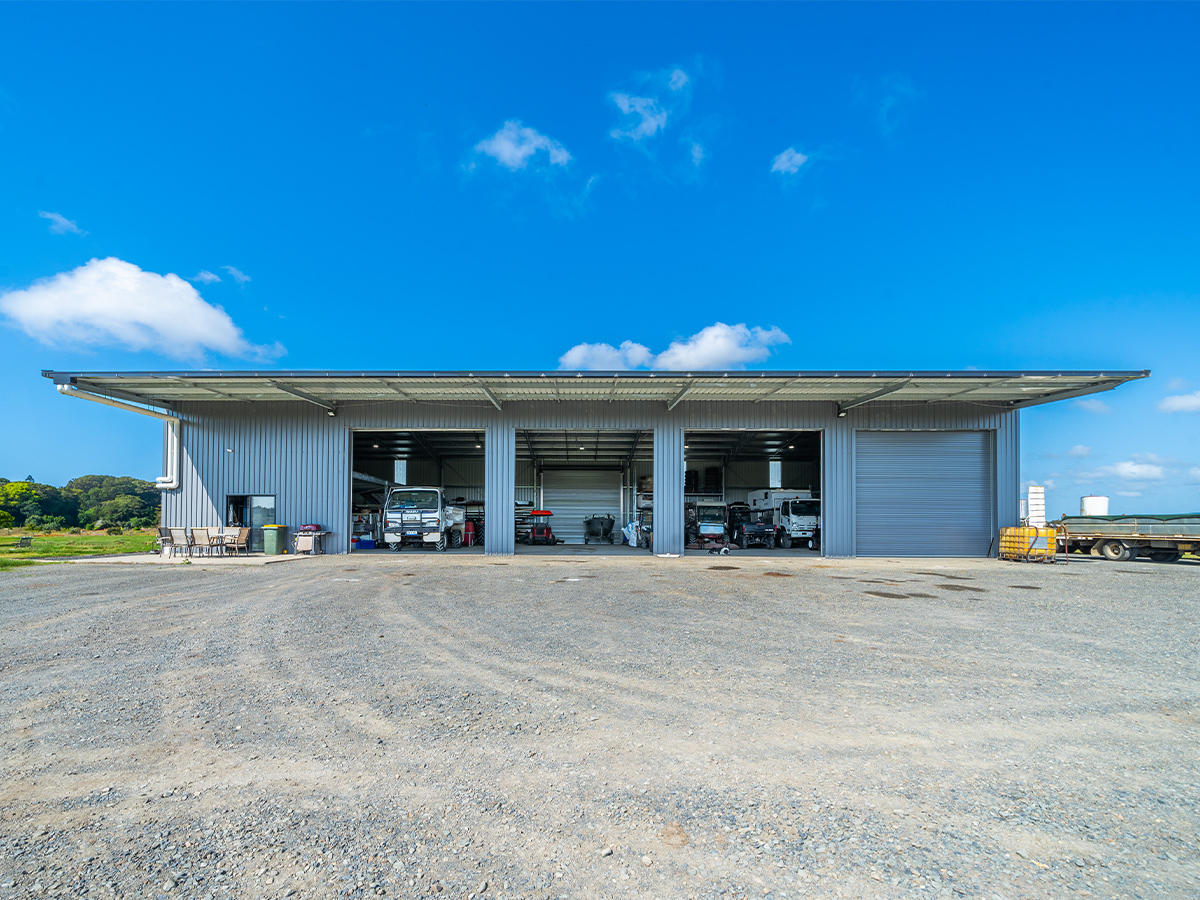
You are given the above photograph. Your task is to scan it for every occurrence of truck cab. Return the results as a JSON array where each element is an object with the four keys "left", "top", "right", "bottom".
[
  {"left": 382, "top": 486, "right": 466, "bottom": 551},
  {"left": 748, "top": 489, "right": 821, "bottom": 549}
]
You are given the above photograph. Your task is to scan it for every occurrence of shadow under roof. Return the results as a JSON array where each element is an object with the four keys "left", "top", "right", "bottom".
[{"left": 43, "top": 369, "right": 1149, "bottom": 413}]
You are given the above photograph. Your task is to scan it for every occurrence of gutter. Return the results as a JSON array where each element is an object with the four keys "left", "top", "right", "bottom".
[{"left": 56, "top": 385, "right": 181, "bottom": 490}]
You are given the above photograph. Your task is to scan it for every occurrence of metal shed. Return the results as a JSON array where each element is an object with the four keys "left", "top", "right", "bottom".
[{"left": 43, "top": 369, "right": 1148, "bottom": 558}]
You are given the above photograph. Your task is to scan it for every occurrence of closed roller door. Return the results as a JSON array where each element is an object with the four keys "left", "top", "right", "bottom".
[
  {"left": 855, "top": 431, "right": 995, "bottom": 557},
  {"left": 542, "top": 470, "right": 622, "bottom": 545}
]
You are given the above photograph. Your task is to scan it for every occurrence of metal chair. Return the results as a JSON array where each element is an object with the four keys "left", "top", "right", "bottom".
[
  {"left": 223, "top": 527, "right": 250, "bottom": 556},
  {"left": 191, "top": 527, "right": 211, "bottom": 557},
  {"left": 156, "top": 527, "right": 173, "bottom": 555},
  {"left": 167, "top": 527, "right": 191, "bottom": 557}
]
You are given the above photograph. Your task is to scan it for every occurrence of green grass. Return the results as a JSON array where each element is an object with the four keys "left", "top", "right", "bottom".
[
  {"left": 0, "top": 558, "right": 38, "bottom": 570},
  {"left": 0, "top": 529, "right": 158, "bottom": 559}
]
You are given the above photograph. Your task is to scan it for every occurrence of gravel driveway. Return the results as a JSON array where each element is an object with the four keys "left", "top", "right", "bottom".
[{"left": 1, "top": 553, "right": 1196, "bottom": 900}]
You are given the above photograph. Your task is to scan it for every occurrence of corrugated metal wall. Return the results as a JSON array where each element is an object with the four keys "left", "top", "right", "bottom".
[
  {"left": 484, "top": 425, "right": 516, "bottom": 555},
  {"left": 653, "top": 426, "right": 686, "bottom": 555},
  {"left": 161, "top": 399, "right": 1019, "bottom": 558}
]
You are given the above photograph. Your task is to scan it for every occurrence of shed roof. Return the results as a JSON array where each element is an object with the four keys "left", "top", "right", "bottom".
[{"left": 43, "top": 369, "right": 1148, "bottom": 414}]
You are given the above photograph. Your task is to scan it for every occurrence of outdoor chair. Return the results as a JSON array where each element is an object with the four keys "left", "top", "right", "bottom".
[
  {"left": 223, "top": 527, "right": 250, "bottom": 556},
  {"left": 156, "top": 527, "right": 173, "bottom": 555},
  {"left": 205, "top": 528, "right": 225, "bottom": 556},
  {"left": 167, "top": 527, "right": 191, "bottom": 557},
  {"left": 191, "top": 528, "right": 212, "bottom": 557}
]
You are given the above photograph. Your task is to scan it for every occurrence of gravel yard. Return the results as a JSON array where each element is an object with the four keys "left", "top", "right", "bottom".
[{"left": 1, "top": 553, "right": 1196, "bottom": 900}]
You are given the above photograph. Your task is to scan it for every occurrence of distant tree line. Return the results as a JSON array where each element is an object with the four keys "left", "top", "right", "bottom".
[{"left": 0, "top": 476, "right": 160, "bottom": 531}]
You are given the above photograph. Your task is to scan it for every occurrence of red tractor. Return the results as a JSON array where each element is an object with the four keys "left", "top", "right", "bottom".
[{"left": 527, "top": 510, "right": 559, "bottom": 545}]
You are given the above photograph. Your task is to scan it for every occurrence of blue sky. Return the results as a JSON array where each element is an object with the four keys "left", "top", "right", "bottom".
[{"left": 1, "top": 2, "right": 1197, "bottom": 515}]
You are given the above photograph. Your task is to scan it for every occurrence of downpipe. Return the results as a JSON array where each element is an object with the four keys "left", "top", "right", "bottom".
[{"left": 56, "top": 385, "right": 181, "bottom": 490}]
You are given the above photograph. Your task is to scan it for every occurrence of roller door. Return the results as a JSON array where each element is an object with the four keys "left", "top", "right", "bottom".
[
  {"left": 855, "top": 431, "right": 995, "bottom": 557},
  {"left": 541, "top": 470, "right": 622, "bottom": 545}
]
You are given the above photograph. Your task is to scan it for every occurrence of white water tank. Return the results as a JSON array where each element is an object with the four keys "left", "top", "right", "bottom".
[
  {"left": 1027, "top": 486, "right": 1046, "bottom": 527},
  {"left": 1080, "top": 495, "right": 1109, "bottom": 516}
]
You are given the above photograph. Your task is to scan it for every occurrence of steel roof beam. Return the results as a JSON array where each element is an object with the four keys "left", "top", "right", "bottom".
[
  {"left": 753, "top": 377, "right": 804, "bottom": 403},
  {"left": 836, "top": 379, "right": 912, "bottom": 417},
  {"left": 408, "top": 431, "right": 443, "bottom": 465},
  {"left": 73, "top": 381, "right": 176, "bottom": 410},
  {"left": 268, "top": 381, "right": 338, "bottom": 415},
  {"left": 667, "top": 381, "right": 696, "bottom": 410},
  {"left": 164, "top": 377, "right": 242, "bottom": 401},
  {"left": 1005, "top": 379, "right": 1124, "bottom": 410},
  {"left": 477, "top": 381, "right": 503, "bottom": 411}
]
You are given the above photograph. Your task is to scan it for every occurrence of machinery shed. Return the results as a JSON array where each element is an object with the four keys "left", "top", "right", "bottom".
[{"left": 43, "top": 369, "right": 1147, "bottom": 558}]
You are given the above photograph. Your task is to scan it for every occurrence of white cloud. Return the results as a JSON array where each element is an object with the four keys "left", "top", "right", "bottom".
[
  {"left": 668, "top": 69, "right": 689, "bottom": 91},
  {"left": 1159, "top": 391, "right": 1200, "bottom": 412},
  {"left": 1189, "top": 467, "right": 1200, "bottom": 482},
  {"left": 1111, "top": 461, "right": 1164, "bottom": 480},
  {"left": 656, "top": 323, "right": 791, "bottom": 370},
  {"left": 191, "top": 270, "right": 221, "bottom": 284},
  {"left": 38, "top": 210, "right": 86, "bottom": 236},
  {"left": 221, "top": 265, "right": 251, "bottom": 285},
  {"left": 1079, "top": 460, "right": 1165, "bottom": 482},
  {"left": 559, "top": 322, "right": 791, "bottom": 371},
  {"left": 609, "top": 94, "right": 668, "bottom": 141},
  {"left": 1075, "top": 398, "right": 1110, "bottom": 413},
  {"left": 0, "top": 257, "right": 284, "bottom": 362},
  {"left": 1116, "top": 491, "right": 1143, "bottom": 498},
  {"left": 690, "top": 142, "right": 705, "bottom": 166},
  {"left": 771, "top": 147, "right": 808, "bottom": 175},
  {"left": 1067, "top": 445, "right": 1091, "bottom": 458},
  {"left": 475, "top": 120, "right": 571, "bottom": 170},
  {"left": 558, "top": 340, "right": 653, "bottom": 371}
]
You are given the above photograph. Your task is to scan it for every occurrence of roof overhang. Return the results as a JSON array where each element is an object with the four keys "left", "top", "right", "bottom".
[{"left": 42, "top": 369, "right": 1149, "bottom": 414}]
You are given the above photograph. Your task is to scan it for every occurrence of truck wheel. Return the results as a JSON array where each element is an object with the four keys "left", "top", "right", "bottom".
[
  {"left": 1149, "top": 550, "right": 1181, "bottom": 562},
  {"left": 451, "top": 529, "right": 463, "bottom": 549},
  {"left": 740, "top": 534, "right": 748, "bottom": 550},
  {"left": 435, "top": 533, "right": 447, "bottom": 552},
  {"left": 780, "top": 534, "right": 792, "bottom": 549},
  {"left": 1099, "top": 541, "right": 1130, "bottom": 561},
  {"left": 391, "top": 542, "right": 402, "bottom": 552}
]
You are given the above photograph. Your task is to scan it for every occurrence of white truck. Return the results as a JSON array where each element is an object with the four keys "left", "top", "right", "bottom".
[
  {"left": 382, "top": 486, "right": 466, "bottom": 551},
  {"left": 748, "top": 489, "right": 821, "bottom": 550}
]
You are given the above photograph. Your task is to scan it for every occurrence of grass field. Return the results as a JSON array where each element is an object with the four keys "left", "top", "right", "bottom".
[{"left": 0, "top": 529, "right": 158, "bottom": 560}]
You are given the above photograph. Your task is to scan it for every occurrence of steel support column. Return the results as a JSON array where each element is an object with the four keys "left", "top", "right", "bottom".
[
  {"left": 821, "top": 416, "right": 855, "bottom": 558},
  {"left": 652, "top": 425, "right": 685, "bottom": 556},
  {"left": 485, "top": 424, "right": 516, "bottom": 556}
]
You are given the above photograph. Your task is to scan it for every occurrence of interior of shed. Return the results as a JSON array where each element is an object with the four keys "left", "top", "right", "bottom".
[
  {"left": 348, "top": 427, "right": 822, "bottom": 554},
  {"left": 351, "top": 429, "right": 486, "bottom": 551}
]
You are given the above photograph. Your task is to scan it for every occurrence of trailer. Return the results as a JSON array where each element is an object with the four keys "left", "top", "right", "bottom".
[{"left": 1057, "top": 514, "right": 1200, "bottom": 562}]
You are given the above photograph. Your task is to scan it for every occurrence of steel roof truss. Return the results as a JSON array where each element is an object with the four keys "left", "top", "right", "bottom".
[
  {"left": 1005, "top": 379, "right": 1121, "bottom": 410},
  {"left": 268, "top": 381, "right": 338, "bottom": 414},
  {"left": 836, "top": 379, "right": 912, "bottom": 415}
]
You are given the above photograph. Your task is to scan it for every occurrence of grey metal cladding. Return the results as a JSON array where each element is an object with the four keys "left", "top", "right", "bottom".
[
  {"left": 484, "top": 425, "right": 516, "bottom": 556},
  {"left": 160, "top": 398, "right": 1019, "bottom": 557},
  {"left": 653, "top": 425, "right": 686, "bottom": 556}
]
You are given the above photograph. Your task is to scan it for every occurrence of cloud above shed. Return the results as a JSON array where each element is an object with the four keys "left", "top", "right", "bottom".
[{"left": 559, "top": 322, "right": 790, "bottom": 371}]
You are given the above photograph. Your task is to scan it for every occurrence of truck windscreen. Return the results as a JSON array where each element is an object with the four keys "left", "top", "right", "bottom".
[{"left": 386, "top": 490, "right": 438, "bottom": 510}]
